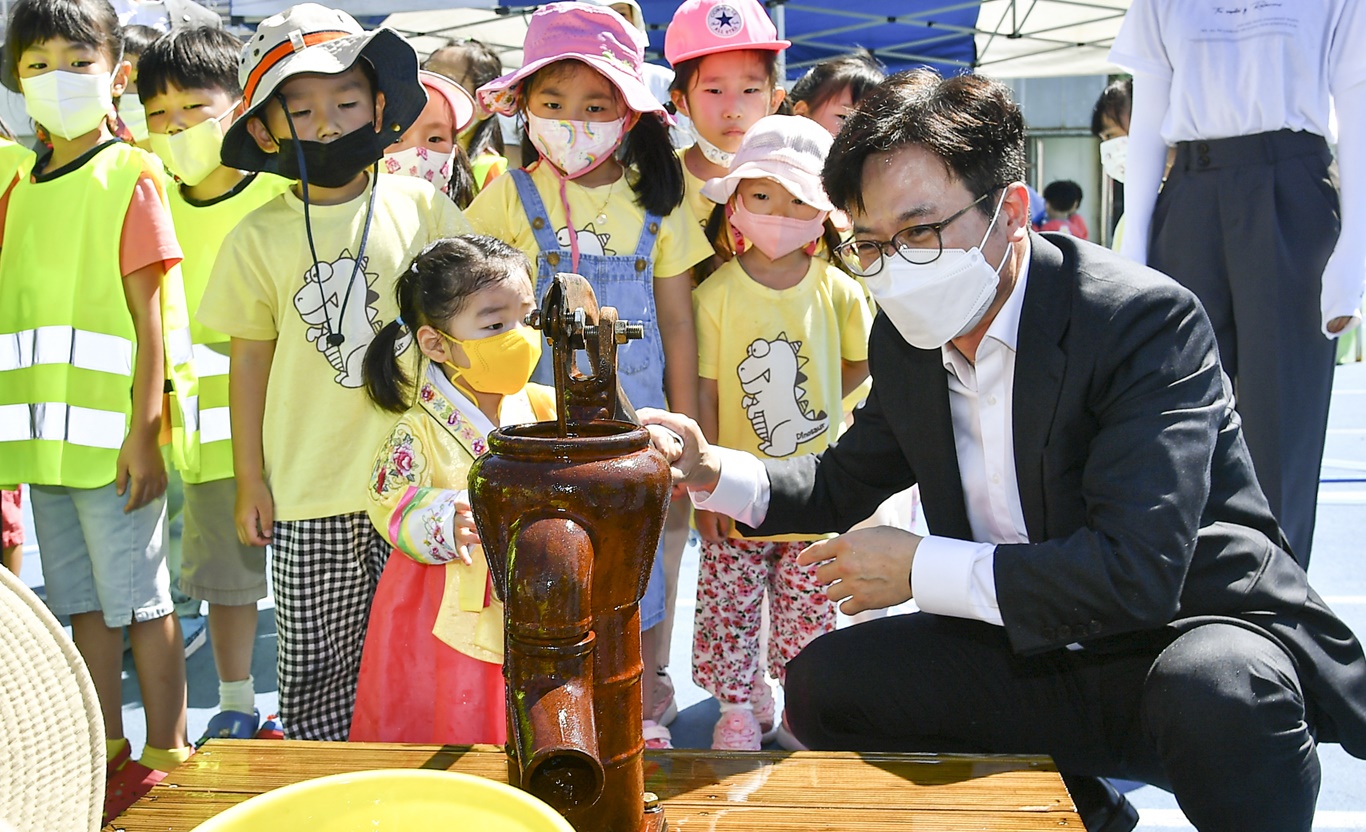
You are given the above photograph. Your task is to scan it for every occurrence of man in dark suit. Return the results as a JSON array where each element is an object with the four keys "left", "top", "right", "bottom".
[{"left": 642, "top": 71, "right": 1366, "bottom": 832}]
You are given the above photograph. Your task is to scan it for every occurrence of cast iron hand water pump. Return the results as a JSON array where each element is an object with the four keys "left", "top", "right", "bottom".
[{"left": 469, "top": 273, "right": 670, "bottom": 832}]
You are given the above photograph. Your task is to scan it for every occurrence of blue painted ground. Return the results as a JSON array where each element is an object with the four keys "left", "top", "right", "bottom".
[{"left": 16, "top": 363, "right": 1366, "bottom": 830}]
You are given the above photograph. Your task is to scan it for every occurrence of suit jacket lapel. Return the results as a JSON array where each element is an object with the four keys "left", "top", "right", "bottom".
[
  {"left": 901, "top": 337, "right": 974, "bottom": 540},
  {"left": 1013, "top": 233, "right": 1070, "bottom": 542}
]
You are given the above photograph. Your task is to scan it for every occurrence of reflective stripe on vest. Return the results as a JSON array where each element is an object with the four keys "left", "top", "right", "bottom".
[
  {"left": 192, "top": 343, "right": 230, "bottom": 377},
  {"left": 0, "top": 403, "right": 126, "bottom": 449},
  {"left": 201, "top": 407, "right": 231, "bottom": 444},
  {"left": 0, "top": 326, "right": 134, "bottom": 376}
]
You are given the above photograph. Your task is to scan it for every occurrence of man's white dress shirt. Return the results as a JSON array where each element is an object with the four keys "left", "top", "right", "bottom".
[{"left": 694, "top": 248, "right": 1034, "bottom": 627}]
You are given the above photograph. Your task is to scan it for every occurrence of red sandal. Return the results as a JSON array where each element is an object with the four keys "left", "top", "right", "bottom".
[{"left": 103, "top": 757, "right": 167, "bottom": 824}]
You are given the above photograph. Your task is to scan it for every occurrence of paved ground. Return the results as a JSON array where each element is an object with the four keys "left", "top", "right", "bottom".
[{"left": 15, "top": 362, "right": 1366, "bottom": 830}]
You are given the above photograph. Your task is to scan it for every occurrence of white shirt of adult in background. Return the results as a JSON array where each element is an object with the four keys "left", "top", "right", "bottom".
[
  {"left": 1108, "top": 0, "right": 1366, "bottom": 333},
  {"left": 694, "top": 242, "right": 1035, "bottom": 626},
  {"left": 111, "top": 0, "right": 219, "bottom": 32}
]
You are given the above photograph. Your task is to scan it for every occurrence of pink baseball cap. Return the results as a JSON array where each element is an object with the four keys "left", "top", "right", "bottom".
[
  {"left": 665, "top": 0, "right": 790, "bottom": 65},
  {"left": 477, "top": 2, "right": 666, "bottom": 119},
  {"left": 701, "top": 115, "right": 834, "bottom": 212}
]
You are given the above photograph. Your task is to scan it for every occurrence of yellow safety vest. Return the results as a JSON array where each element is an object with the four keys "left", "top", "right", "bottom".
[
  {"left": 0, "top": 141, "right": 198, "bottom": 488},
  {"left": 168, "top": 171, "right": 290, "bottom": 483},
  {"left": 0, "top": 139, "right": 33, "bottom": 190},
  {"left": 470, "top": 151, "right": 508, "bottom": 194}
]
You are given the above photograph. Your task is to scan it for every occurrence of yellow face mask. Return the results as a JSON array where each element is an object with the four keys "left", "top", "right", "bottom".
[{"left": 440, "top": 325, "right": 543, "bottom": 396}]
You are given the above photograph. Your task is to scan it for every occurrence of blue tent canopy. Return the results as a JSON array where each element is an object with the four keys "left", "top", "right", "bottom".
[
  {"left": 640, "top": 1, "right": 979, "bottom": 78},
  {"left": 487, "top": 0, "right": 1129, "bottom": 81}
]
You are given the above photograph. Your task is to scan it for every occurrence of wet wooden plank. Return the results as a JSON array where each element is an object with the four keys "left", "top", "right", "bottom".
[{"left": 104, "top": 741, "right": 1081, "bottom": 832}]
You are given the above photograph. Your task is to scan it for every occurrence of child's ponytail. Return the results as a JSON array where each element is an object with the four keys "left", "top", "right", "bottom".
[
  {"left": 363, "top": 260, "right": 423, "bottom": 414},
  {"left": 621, "top": 112, "right": 684, "bottom": 217}
]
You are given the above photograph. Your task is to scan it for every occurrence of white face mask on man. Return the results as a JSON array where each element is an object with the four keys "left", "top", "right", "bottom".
[{"left": 862, "top": 190, "right": 1011, "bottom": 350}]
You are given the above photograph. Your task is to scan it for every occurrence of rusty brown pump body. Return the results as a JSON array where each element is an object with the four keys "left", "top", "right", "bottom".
[{"left": 469, "top": 274, "right": 670, "bottom": 832}]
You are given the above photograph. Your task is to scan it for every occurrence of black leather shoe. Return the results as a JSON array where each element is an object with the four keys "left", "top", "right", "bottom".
[{"left": 1060, "top": 774, "right": 1140, "bottom": 832}]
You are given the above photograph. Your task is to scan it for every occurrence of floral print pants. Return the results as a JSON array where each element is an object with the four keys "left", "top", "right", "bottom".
[{"left": 693, "top": 537, "right": 837, "bottom": 705}]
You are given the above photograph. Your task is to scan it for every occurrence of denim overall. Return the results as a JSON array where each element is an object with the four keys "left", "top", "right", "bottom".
[{"left": 510, "top": 168, "right": 667, "bottom": 629}]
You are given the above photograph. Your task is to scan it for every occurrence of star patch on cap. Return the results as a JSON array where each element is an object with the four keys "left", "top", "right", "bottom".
[{"left": 707, "top": 3, "right": 744, "bottom": 38}]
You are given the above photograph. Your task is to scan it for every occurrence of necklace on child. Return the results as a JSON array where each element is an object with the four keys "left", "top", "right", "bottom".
[{"left": 584, "top": 175, "right": 617, "bottom": 227}]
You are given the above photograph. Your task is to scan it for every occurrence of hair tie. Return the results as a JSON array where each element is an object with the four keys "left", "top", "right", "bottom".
[{"left": 395, "top": 314, "right": 407, "bottom": 330}]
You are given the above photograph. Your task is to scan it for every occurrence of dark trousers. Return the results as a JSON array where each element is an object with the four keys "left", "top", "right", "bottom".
[
  {"left": 785, "top": 614, "right": 1320, "bottom": 832},
  {"left": 1149, "top": 129, "right": 1339, "bottom": 566}
]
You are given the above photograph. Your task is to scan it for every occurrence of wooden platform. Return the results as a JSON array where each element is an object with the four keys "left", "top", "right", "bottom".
[{"left": 104, "top": 740, "right": 1082, "bottom": 831}]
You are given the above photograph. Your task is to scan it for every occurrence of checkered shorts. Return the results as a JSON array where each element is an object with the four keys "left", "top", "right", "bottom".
[{"left": 272, "top": 512, "right": 389, "bottom": 740}]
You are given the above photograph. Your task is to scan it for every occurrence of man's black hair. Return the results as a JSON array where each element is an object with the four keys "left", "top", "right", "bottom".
[
  {"left": 823, "top": 69, "right": 1026, "bottom": 216},
  {"left": 137, "top": 26, "right": 242, "bottom": 101}
]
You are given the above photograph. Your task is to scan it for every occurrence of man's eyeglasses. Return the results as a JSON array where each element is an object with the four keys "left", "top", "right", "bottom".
[{"left": 834, "top": 191, "right": 994, "bottom": 276}]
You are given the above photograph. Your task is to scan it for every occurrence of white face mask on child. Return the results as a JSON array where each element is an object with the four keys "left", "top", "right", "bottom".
[
  {"left": 526, "top": 112, "right": 628, "bottom": 178},
  {"left": 688, "top": 120, "right": 734, "bottom": 168},
  {"left": 1099, "top": 136, "right": 1128, "bottom": 183},
  {"left": 21, "top": 70, "right": 114, "bottom": 140},
  {"left": 119, "top": 96, "right": 149, "bottom": 142}
]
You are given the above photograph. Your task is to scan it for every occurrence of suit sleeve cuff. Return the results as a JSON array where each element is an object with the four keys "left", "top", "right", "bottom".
[
  {"left": 690, "top": 446, "right": 771, "bottom": 528},
  {"left": 912, "top": 536, "right": 1004, "bottom": 626}
]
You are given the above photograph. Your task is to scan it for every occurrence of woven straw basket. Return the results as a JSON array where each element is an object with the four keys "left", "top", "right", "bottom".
[{"left": 0, "top": 567, "right": 105, "bottom": 832}]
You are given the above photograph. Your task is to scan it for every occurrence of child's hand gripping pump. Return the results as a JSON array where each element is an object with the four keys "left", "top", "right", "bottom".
[{"left": 469, "top": 273, "right": 671, "bottom": 832}]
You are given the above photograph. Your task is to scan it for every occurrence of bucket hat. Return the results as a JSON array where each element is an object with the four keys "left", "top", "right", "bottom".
[
  {"left": 221, "top": 3, "right": 425, "bottom": 171},
  {"left": 664, "top": 0, "right": 789, "bottom": 66},
  {"left": 476, "top": 2, "right": 665, "bottom": 119},
  {"left": 701, "top": 114, "right": 834, "bottom": 212}
]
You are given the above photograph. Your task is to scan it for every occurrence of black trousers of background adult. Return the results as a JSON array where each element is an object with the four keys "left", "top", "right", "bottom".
[
  {"left": 785, "top": 614, "right": 1321, "bottom": 832},
  {"left": 1148, "top": 130, "right": 1340, "bottom": 567}
]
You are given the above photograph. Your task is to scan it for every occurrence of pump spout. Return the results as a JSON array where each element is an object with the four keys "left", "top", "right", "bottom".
[{"left": 504, "top": 517, "right": 605, "bottom": 814}]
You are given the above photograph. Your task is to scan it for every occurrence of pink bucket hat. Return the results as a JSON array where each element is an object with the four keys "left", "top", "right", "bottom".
[
  {"left": 701, "top": 115, "right": 834, "bottom": 212},
  {"left": 419, "top": 70, "right": 475, "bottom": 133},
  {"left": 476, "top": 2, "right": 665, "bottom": 119},
  {"left": 665, "top": 0, "right": 790, "bottom": 65}
]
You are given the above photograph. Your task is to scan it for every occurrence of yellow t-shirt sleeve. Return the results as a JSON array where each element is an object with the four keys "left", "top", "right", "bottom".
[
  {"left": 693, "top": 281, "right": 723, "bottom": 380},
  {"left": 653, "top": 199, "right": 715, "bottom": 278},
  {"left": 833, "top": 267, "right": 873, "bottom": 362},
  {"left": 196, "top": 221, "right": 279, "bottom": 341},
  {"left": 432, "top": 189, "right": 474, "bottom": 237},
  {"left": 464, "top": 173, "right": 538, "bottom": 266}
]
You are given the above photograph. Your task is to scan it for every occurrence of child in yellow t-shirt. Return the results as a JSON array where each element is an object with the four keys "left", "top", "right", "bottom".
[
  {"left": 1, "top": 0, "right": 197, "bottom": 819},
  {"left": 465, "top": 3, "right": 713, "bottom": 749},
  {"left": 664, "top": 0, "right": 788, "bottom": 228},
  {"left": 195, "top": 4, "right": 470, "bottom": 741},
  {"left": 139, "top": 25, "right": 292, "bottom": 746},
  {"left": 691, "top": 115, "right": 871, "bottom": 751},
  {"left": 351, "top": 235, "right": 550, "bottom": 745}
]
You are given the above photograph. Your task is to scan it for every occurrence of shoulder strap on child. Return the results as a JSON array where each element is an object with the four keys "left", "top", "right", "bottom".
[
  {"left": 632, "top": 209, "right": 663, "bottom": 265},
  {"left": 510, "top": 168, "right": 564, "bottom": 256}
]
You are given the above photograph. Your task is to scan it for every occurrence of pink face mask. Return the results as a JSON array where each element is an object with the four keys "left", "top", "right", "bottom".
[{"left": 728, "top": 195, "right": 829, "bottom": 260}]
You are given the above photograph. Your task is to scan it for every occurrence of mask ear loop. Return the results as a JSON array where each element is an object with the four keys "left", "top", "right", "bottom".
[{"left": 273, "top": 95, "right": 379, "bottom": 349}]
